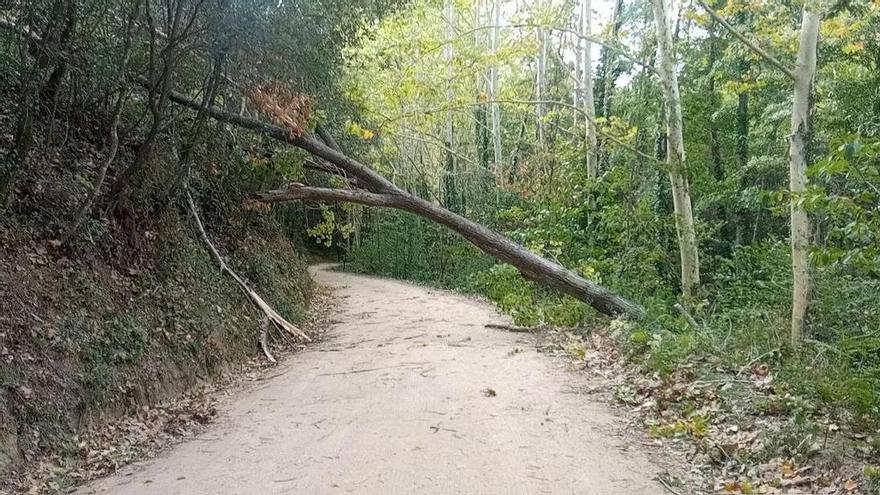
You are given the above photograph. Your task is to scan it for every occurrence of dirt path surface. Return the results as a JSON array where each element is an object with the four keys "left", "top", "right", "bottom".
[{"left": 77, "top": 264, "right": 667, "bottom": 495}]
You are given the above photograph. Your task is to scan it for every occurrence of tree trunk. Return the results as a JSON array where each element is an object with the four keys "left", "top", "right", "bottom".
[
  {"left": 580, "top": 0, "right": 598, "bottom": 178},
  {"left": 734, "top": 69, "right": 749, "bottom": 245},
  {"left": 651, "top": 0, "right": 701, "bottom": 301},
  {"left": 474, "top": 0, "right": 491, "bottom": 174},
  {"left": 598, "top": 0, "right": 623, "bottom": 120},
  {"left": 63, "top": 1, "right": 140, "bottom": 242},
  {"left": 256, "top": 184, "right": 645, "bottom": 318},
  {"left": 707, "top": 21, "right": 722, "bottom": 181},
  {"left": 489, "top": 0, "right": 502, "bottom": 189},
  {"left": 789, "top": 8, "right": 820, "bottom": 346},
  {"left": 0, "top": 0, "right": 71, "bottom": 208},
  {"left": 443, "top": 0, "right": 457, "bottom": 209},
  {"left": 706, "top": 19, "right": 734, "bottom": 245},
  {"left": 536, "top": 28, "right": 547, "bottom": 149},
  {"left": 40, "top": 0, "right": 78, "bottom": 106},
  {"left": 63, "top": 92, "right": 128, "bottom": 242},
  {"left": 158, "top": 85, "right": 645, "bottom": 319},
  {"left": 106, "top": 0, "right": 196, "bottom": 207},
  {"left": 163, "top": 52, "right": 225, "bottom": 205}
]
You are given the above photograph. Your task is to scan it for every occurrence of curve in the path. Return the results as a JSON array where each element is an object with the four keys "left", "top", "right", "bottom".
[{"left": 77, "top": 264, "right": 664, "bottom": 495}]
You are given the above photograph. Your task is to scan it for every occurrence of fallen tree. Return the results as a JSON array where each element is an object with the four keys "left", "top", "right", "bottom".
[{"left": 161, "top": 86, "right": 645, "bottom": 319}]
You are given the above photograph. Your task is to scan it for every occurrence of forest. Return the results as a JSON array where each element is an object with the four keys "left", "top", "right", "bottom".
[{"left": 1, "top": 0, "right": 880, "bottom": 492}]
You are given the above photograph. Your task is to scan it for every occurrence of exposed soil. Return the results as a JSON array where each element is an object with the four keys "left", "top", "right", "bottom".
[{"left": 74, "top": 264, "right": 681, "bottom": 495}]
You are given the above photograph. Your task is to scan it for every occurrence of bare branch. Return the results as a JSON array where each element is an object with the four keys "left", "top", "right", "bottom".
[
  {"left": 695, "top": 0, "right": 796, "bottom": 81},
  {"left": 421, "top": 99, "right": 663, "bottom": 165},
  {"left": 185, "top": 187, "right": 311, "bottom": 360},
  {"left": 148, "top": 78, "right": 397, "bottom": 193}
]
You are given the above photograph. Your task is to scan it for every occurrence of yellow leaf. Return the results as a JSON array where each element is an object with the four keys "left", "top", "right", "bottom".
[
  {"left": 842, "top": 42, "right": 865, "bottom": 55},
  {"left": 781, "top": 460, "right": 795, "bottom": 478}
]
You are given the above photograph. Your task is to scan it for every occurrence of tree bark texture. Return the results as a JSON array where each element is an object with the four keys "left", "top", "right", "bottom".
[
  {"left": 789, "top": 8, "right": 820, "bottom": 345},
  {"left": 580, "top": 0, "right": 598, "bottom": 178},
  {"left": 651, "top": 0, "right": 701, "bottom": 301}
]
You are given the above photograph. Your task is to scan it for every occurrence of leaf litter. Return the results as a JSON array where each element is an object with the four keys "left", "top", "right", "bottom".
[{"left": 533, "top": 319, "right": 880, "bottom": 494}]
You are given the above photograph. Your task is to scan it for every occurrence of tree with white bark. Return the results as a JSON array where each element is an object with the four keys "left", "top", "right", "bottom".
[
  {"left": 651, "top": 0, "right": 701, "bottom": 302},
  {"left": 580, "top": 0, "right": 598, "bottom": 179},
  {"left": 697, "top": 0, "right": 821, "bottom": 344}
]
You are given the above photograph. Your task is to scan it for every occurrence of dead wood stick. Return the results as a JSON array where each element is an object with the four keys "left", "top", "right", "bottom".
[
  {"left": 258, "top": 317, "right": 275, "bottom": 364},
  {"left": 484, "top": 323, "right": 539, "bottom": 333},
  {"left": 655, "top": 474, "right": 684, "bottom": 495},
  {"left": 673, "top": 303, "right": 700, "bottom": 330},
  {"left": 185, "top": 188, "right": 310, "bottom": 364}
]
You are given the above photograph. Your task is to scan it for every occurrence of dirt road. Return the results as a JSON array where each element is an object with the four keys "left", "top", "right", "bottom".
[{"left": 77, "top": 265, "right": 668, "bottom": 494}]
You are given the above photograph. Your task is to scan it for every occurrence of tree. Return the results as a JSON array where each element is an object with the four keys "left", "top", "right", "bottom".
[
  {"left": 697, "top": 0, "right": 821, "bottom": 344},
  {"left": 580, "top": 0, "right": 598, "bottom": 178},
  {"left": 536, "top": 26, "right": 547, "bottom": 149},
  {"left": 0, "top": 0, "right": 77, "bottom": 208},
  {"left": 788, "top": 8, "right": 820, "bottom": 345},
  {"left": 651, "top": 0, "right": 701, "bottom": 301},
  {"left": 443, "top": 0, "right": 457, "bottom": 209},
  {"left": 489, "top": 0, "right": 502, "bottom": 186},
  {"left": 62, "top": 0, "right": 141, "bottom": 242},
  {"left": 105, "top": 0, "right": 203, "bottom": 208},
  {"left": 160, "top": 85, "right": 646, "bottom": 318}
]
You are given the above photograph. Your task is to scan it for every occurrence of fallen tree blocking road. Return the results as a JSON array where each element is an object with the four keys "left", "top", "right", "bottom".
[{"left": 161, "top": 87, "right": 645, "bottom": 319}]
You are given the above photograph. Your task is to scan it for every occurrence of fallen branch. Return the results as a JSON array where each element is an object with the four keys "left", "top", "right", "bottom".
[
  {"left": 185, "top": 187, "right": 310, "bottom": 363},
  {"left": 655, "top": 474, "right": 685, "bottom": 495},
  {"left": 484, "top": 323, "right": 538, "bottom": 333},
  {"left": 673, "top": 303, "right": 700, "bottom": 330}
]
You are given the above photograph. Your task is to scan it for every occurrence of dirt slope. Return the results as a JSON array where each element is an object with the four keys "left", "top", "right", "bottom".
[{"left": 76, "top": 264, "right": 668, "bottom": 495}]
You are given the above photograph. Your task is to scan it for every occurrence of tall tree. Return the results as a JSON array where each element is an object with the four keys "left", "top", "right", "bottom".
[
  {"left": 580, "top": 0, "right": 598, "bottom": 178},
  {"left": 536, "top": 26, "right": 547, "bottom": 149},
  {"left": 443, "top": 0, "right": 457, "bottom": 208},
  {"left": 105, "top": 0, "right": 202, "bottom": 208},
  {"left": 489, "top": 0, "right": 502, "bottom": 186},
  {"left": 734, "top": 55, "right": 749, "bottom": 245},
  {"left": 651, "top": 0, "right": 701, "bottom": 301},
  {"left": 63, "top": 0, "right": 141, "bottom": 242},
  {"left": 789, "top": 7, "right": 820, "bottom": 345},
  {"left": 698, "top": 0, "right": 822, "bottom": 343},
  {"left": 0, "top": 0, "right": 77, "bottom": 208},
  {"left": 596, "top": 0, "right": 623, "bottom": 121}
]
